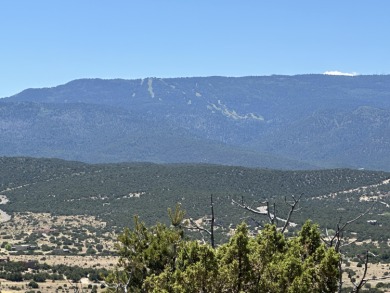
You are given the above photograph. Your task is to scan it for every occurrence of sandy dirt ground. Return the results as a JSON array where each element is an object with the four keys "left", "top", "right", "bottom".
[
  {"left": 342, "top": 261, "right": 390, "bottom": 291},
  {"left": 0, "top": 279, "right": 104, "bottom": 293},
  {"left": 9, "top": 254, "right": 118, "bottom": 268}
]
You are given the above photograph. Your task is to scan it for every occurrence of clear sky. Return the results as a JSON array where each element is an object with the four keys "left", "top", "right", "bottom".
[{"left": 1, "top": 0, "right": 389, "bottom": 97}]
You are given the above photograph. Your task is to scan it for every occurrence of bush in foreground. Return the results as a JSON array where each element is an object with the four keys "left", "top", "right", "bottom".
[{"left": 106, "top": 217, "right": 340, "bottom": 293}]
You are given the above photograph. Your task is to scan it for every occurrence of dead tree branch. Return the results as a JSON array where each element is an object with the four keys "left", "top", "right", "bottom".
[
  {"left": 231, "top": 198, "right": 268, "bottom": 216},
  {"left": 322, "top": 202, "right": 377, "bottom": 293},
  {"left": 210, "top": 194, "right": 215, "bottom": 248},
  {"left": 281, "top": 193, "right": 303, "bottom": 233},
  {"left": 184, "top": 194, "right": 215, "bottom": 248},
  {"left": 326, "top": 202, "right": 376, "bottom": 253},
  {"left": 350, "top": 251, "right": 369, "bottom": 293},
  {"left": 232, "top": 194, "right": 301, "bottom": 232}
]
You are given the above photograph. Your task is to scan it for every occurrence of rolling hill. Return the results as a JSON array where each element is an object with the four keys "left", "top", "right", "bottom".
[{"left": 1, "top": 157, "right": 390, "bottom": 247}]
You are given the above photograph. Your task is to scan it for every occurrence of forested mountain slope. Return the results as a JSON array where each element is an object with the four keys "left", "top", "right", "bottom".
[{"left": 2, "top": 75, "right": 390, "bottom": 170}]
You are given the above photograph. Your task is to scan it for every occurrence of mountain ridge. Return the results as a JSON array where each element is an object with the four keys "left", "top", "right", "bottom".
[{"left": 2, "top": 75, "right": 390, "bottom": 170}]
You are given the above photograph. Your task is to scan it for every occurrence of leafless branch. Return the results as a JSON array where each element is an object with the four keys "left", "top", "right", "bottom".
[
  {"left": 351, "top": 251, "right": 369, "bottom": 293},
  {"left": 327, "top": 202, "right": 376, "bottom": 253},
  {"left": 339, "top": 238, "right": 358, "bottom": 248},
  {"left": 185, "top": 218, "right": 212, "bottom": 235},
  {"left": 271, "top": 202, "right": 276, "bottom": 225},
  {"left": 325, "top": 203, "right": 377, "bottom": 293},
  {"left": 231, "top": 198, "right": 268, "bottom": 216},
  {"left": 182, "top": 195, "right": 216, "bottom": 248},
  {"left": 232, "top": 195, "right": 301, "bottom": 232},
  {"left": 281, "top": 193, "right": 302, "bottom": 233},
  {"left": 210, "top": 194, "right": 215, "bottom": 248}
]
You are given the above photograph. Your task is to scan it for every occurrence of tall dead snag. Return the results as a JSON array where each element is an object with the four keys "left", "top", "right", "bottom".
[
  {"left": 281, "top": 194, "right": 302, "bottom": 233},
  {"left": 323, "top": 204, "right": 375, "bottom": 254},
  {"left": 350, "top": 251, "right": 390, "bottom": 293},
  {"left": 322, "top": 204, "right": 374, "bottom": 293},
  {"left": 185, "top": 194, "right": 215, "bottom": 248},
  {"left": 210, "top": 193, "right": 215, "bottom": 248},
  {"left": 321, "top": 202, "right": 390, "bottom": 293},
  {"left": 350, "top": 251, "right": 369, "bottom": 293},
  {"left": 232, "top": 193, "right": 302, "bottom": 232}
]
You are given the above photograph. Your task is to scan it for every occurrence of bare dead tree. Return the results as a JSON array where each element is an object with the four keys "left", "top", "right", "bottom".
[
  {"left": 210, "top": 194, "right": 215, "bottom": 248},
  {"left": 350, "top": 251, "right": 369, "bottom": 293},
  {"left": 231, "top": 197, "right": 272, "bottom": 221},
  {"left": 323, "top": 203, "right": 375, "bottom": 254},
  {"left": 231, "top": 194, "right": 302, "bottom": 232},
  {"left": 347, "top": 250, "right": 390, "bottom": 293},
  {"left": 269, "top": 202, "right": 277, "bottom": 225},
  {"left": 281, "top": 194, "right": 302, "bottom": 233},
  {"left": 186, "top": 219, "right": 212, "bottom": 244},
  {"left": 320, "top": 202, "right": 389, "bottom": 293},
  {"left": 184, "top": 194, "right": 216, "bottom": 248}
]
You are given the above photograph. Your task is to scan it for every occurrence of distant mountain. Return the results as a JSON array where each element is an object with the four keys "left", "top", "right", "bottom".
[{"left": 2, "top": 75, "right": 390, "bottom": 170}]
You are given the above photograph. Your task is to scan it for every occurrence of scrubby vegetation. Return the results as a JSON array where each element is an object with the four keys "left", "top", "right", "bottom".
[
  {"left": 0, "top": 260, "right": 108, "bottom": 284},
  {"left": 1, "top": 158, "right": 390, "bottom": 259},
  {"left": 1, "top": 158, "right": 390, "bottom": 291},
  {"left": 106, "top": 217, "right": 340, "bottom": 292}
]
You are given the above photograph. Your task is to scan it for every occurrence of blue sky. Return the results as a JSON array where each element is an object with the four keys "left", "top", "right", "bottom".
[{"left": 1, "top": 0, "right": 389, "bottom": 97}]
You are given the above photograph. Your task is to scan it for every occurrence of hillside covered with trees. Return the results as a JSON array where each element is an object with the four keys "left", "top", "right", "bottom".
[
  {"left": 1, "top": 157, "right": 390, "bottom": 257},
  {"left": 2, "top": 75, "right": 390, "bottom": 170}
]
